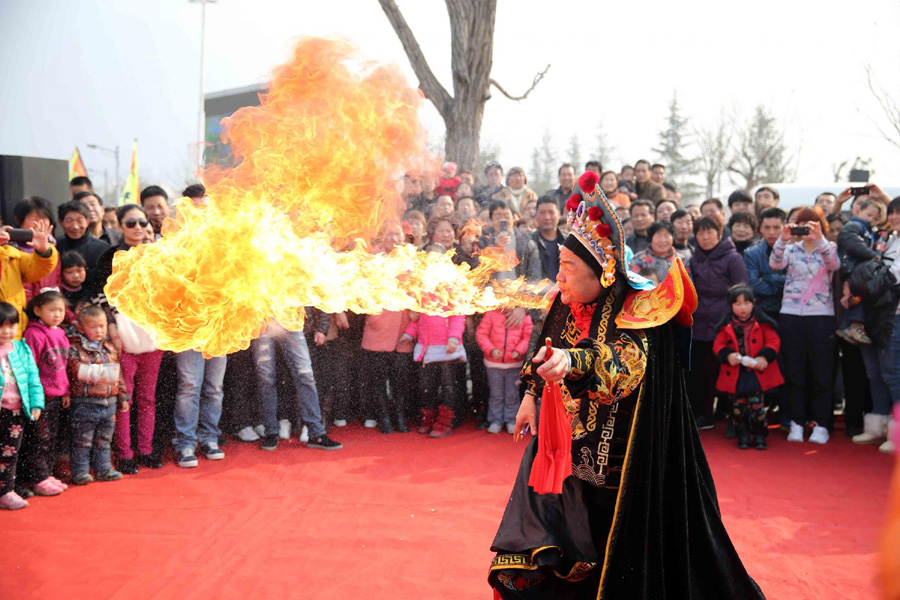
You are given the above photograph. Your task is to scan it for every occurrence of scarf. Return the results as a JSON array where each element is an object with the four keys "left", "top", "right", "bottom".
[{"left": 570, "top": 301, "right": 597, "bottom": 341}]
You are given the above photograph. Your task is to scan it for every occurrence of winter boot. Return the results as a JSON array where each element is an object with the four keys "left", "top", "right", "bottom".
[
  {"left": 418, "top": 408, "right": 436, "bottom": 435},
  {"left": 880, "top": 419, "right": 897, "bottom": 454},
  {"left": 394, "top": 402, "right": 409, "bottom": 433},
  {"left": 736, "top": 421, "right": 751, "bottom": 450},
  {"left": 376, "top": 390, "right": 394, "bottom": 434},
  {"left": 751, "top": 421, "right": 768, "bottom": 450},
  {"left": 852, "top": 413, "right": 889, "bottom": 444},
  {"left": 429, "top": 405, "right": 455, "bottom": 438}
]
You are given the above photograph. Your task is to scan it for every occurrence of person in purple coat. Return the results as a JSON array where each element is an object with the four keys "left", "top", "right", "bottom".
[{"left": 687, "top": 216, "right": 749, "bottom": 430}]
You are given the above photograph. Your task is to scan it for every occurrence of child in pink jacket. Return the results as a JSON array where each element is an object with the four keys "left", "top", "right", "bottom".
[
  {"left": 476, "top": 308, "right": 533, "bottom": 434},
  {"left": 399, "top": 311, "right": 466, "bottom": 439}
]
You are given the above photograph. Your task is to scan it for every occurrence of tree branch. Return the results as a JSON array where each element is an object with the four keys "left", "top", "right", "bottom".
[
  {"left": 378, "top": 0, "right": 453, "bottom": 117},
  {"left": 489, "top": 64, "right": 550, "bottom": 101}
]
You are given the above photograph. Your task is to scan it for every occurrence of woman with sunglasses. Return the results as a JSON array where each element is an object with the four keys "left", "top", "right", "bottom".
[{"left": 92, "top": 204, "right": 163, "bottom": 474}]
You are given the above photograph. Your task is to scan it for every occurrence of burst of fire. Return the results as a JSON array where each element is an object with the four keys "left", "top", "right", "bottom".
[{"left": 105, "top": 38, "right": 551, "bottom": 357}]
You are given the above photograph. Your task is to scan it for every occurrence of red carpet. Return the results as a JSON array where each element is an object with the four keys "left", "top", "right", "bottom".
[{"left": 1, "top": 425, "right": 893, "bottom": 599}]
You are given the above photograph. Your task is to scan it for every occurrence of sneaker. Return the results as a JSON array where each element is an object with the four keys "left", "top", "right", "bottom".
[
  {"left": 118, "top": 458, "right": 139, "bottom": 475},
  {"left": 0, "top": 491, "right": 29, "bottom": 510},
  {"left": 260, "top": 434, "right": 279, "bottom": 451},
  {"left": 695, "top": 415, "right": 716, "bottom": 430},
  {"left": 33, "top": 478, "right": 63, "bottom": 496},
  {"left": 363, "top": 419, "right": 378, "bottom": 429},
  {"left": 236, "top": 426, "right": 260, "bottom": 442},
  {"left": 307, "top": 434, "right": 343, "bottom": 450},
  {"left": 95, "top": 469, "right": 123, "bottom": 482},
  {"left": 138, "top": 454, "right": 162, "bottom": 469},
  {"left": 835, "top": 327, "right": 853, "bottom": 343},
  {"left": 177, "top": 448, "right": 199, "bottom": 468},
  {"left": 278, "top": 419, "right": 292, "bottom": 440},
  {"left": 299, "top": 425, "right": 309, "bottom": 443},
  {"left": 253, "top": 424, "right": 266, "bottom": 437},
  {"left": 506, "top": 423, "right": 516, "bottom": 435},
  {"left": 847, "top": 324, "right": 872, "bottom": 345},
  {"left": 487, "top": 423, "right": 503, "bottom": 434},
  {"left": 332, "top": 419, "right": 348, "bottom": 427},
  {"left": 200, "top": 442, "right": 225, "bottom": 460},
  {"left": 49, "top": 476, "right": 68, "bottom": 490},
  {"left": 72, "top": 472, "right": 94, "bottom": 486},
  {"left": 808, "top": 425, "right": 830, "bottom": 444},
  {"left": 787, "top": 421, "right": 804, "bottom": 442}
]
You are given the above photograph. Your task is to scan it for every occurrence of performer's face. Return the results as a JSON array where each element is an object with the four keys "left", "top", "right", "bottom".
[{"left": 557, "top": 247, "right": 602, "bottom": 305}]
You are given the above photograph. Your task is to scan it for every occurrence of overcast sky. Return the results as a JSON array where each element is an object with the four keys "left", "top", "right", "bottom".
[{"left": 3, "top": 0, "right": 900, "bottom": 198}]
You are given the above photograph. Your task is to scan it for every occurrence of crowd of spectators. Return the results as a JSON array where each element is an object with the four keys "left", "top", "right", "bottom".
[{"left": 0, "top": 161, "right": 897, "bottom": 511}]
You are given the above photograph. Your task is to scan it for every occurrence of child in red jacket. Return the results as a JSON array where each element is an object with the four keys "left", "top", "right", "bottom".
[
  {"left": 713, "top": 284, "right": 784, "bottom": 450},
  {"left": 475, "top": 308, "right": 533, "bottom": 434}
]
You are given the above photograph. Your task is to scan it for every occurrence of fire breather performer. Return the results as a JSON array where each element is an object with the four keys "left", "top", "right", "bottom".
[{"left": 488, "top": 172, "right": 766, "bottom": 599}]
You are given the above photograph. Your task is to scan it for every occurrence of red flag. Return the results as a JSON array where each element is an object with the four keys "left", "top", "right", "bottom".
[{"left": 528, "top": 340, "right": 572, "bottom": 495}]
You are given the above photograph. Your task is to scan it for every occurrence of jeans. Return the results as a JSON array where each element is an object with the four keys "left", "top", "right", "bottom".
[
  {"left": 173, "top": 350, "right": 227, "bottom": 451},
  {"left": 116, "top": 350, "right": 163, "bottom": 459},
  {"left": 251, "top": 328, "right": 325, "bottom": 437},
  {"left": 70, "top": 402, "right": 116, "bottom": 476},
  {"left": 860, "top": 313, "right": 900, "bottom": 415},
  {"left": 486, "top": 367, "right": 520, "bottom": 426}
]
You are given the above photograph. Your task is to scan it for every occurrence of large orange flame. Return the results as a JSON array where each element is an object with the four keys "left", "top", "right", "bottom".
[{"left": 105, "top": 38, "right": 551, "bottom": 357}]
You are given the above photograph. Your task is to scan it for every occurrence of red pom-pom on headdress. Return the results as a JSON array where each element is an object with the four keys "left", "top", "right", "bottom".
[
  {"left": 587, "top": 206, "right": 602, "bottom": 221},
  {"left": 578, "top": 171, "right": 600, "bottom": 194},
  {"left": 596, "top": 223, "right": 612, "bottom": 238},
  {"left": 565, "top": 194, "right": 581, "bottom": 213}
]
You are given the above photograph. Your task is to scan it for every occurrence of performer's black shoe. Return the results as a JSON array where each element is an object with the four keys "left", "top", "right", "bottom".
[{"left": 695, "top": 415, "right": 715, "bottom": 430}]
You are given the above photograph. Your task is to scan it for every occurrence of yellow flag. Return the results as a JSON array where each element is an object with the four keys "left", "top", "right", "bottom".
[
  {"left": 69, "top": 148, "right": 87, "bottom": 181},
  {"left": 119, "top": 141, "right": 139, "bottom": 206}
]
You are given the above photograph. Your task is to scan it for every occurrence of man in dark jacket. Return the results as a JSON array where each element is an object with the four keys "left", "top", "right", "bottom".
[
  {"left": 540, "top": 163, "right": 576, "bottom": 213},
  {"left": 633, "top": 159, "right": 665, "bottom": 203},
  {"left": 744, "top": 208, "right": 787, "bottom": 319},
  {"left": 532, "top": 197, "right": 565, "bottom": 281},
  {"left": 479, "top": 200, "right": 541, "bottom": 328},
  {"left": 624, "top": 200, "right": 654, "bottom": 253}
]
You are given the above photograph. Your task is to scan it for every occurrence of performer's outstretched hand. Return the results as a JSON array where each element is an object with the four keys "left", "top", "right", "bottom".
[
  {"left": 533, "top": 345, "right": 569, "bottom": 383},
  {"left": 513, "top": 393, "right": 537, "bottom": 442}
]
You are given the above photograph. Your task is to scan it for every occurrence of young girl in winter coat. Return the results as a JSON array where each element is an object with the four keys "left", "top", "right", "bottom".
[
  {"left": 713, "top": 284, "right": 784, "bottom": 449},
  {"left": 19, "top": 290, "right": 70, "bottom": 497},
  {"left": 0, "top": 302, "right": 45, "bottom": 510},
  {"left": 475, "top": 308, "right": 533, "bottom": 434},
  {"left": 398, "top": 244, "right": 467, "bottom": 438}
]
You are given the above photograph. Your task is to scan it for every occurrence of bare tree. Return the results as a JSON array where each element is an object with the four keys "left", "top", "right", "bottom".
[
  {"left": 593, "top": 122, "right": 614, "bottom": 171},
  {"left": 379, "top": 0, "right": 549, "bottom": 169},
  {"left": 867, "top": 65, "right": 900, "bottom": 151},
  {"left": 831, "top": 158, "right": 850, "bottom": 183},
  {"left": 727, "top": 105, "right": 794, "bottom": 192},
  {"left": 567, "top": 134, "right": 582, "bottom": 171},
  {"left": 832, "top": 157, "right": 874, "bottom": 183},
  {"left": 695, "top": 114, "right": 731, "bottom": 198}
]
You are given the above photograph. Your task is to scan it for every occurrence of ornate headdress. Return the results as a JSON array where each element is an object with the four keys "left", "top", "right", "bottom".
[{"left": 563, "top": 172, "right": 655, "bottom": 291}]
